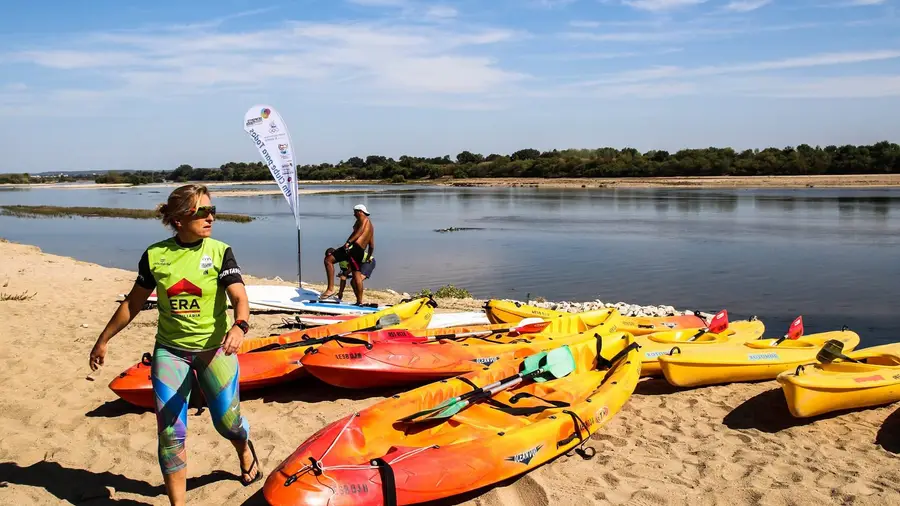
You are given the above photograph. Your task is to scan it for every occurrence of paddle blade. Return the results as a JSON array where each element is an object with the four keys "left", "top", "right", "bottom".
[
  {"left": 397, "top": 396, "right": 461, "bottom": 423},
  {"left": 817, "top": 339, "right": 846, "bottom": 364},
  {"left": 510, "top": 318, "right": 551, "bottom": 336},
  {"left": 521, "top": 351, "right": 549, "bottom": 376},
  {"left": 376, "top": 314, "right": 402, "bottom": 329},
  {"left": 707, "top": 310, "right": 729, "bottom": 334},
  {"left": 787, "top": 316, "right": 804, "bottom": 340},
  {"left": 535, "top": 345, "right": 577, "bottom": 383}
]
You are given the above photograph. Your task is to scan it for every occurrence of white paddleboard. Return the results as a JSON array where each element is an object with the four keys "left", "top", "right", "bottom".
[
  {"left": 295, "top": 311, "right": 490, "bottom": 328},
  {"left": 120, "top": 284, "right": 386, "bottom": 315}
]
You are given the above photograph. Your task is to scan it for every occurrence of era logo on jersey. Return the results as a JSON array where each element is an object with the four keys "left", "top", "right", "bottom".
[{"left": 166, "top": 279, "right": 202, "bottom": 314}]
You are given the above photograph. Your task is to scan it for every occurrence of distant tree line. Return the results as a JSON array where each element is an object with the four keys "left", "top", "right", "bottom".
[{"left": 2, "top": 141, "right": 898, "bottom": 185}]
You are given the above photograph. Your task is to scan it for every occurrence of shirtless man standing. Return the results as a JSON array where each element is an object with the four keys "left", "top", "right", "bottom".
[{"left": 321, "top": 204, "right": 375, "bottom": 304}]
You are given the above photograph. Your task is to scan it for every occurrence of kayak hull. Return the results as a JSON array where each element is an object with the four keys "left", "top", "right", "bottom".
[
  {"left": 658, "top": 330, "right": 860, "bottom": 388},
  {"left": 483, "top": 300, "right": 706, "bottom": 335},
  {"left": 301, "top": 310, "right": 622, "bottom": 389},
  {"left": 108, "top": 298, "right": 437, "bottom": 407},
  {"left": 263, "top": 332, "right": 641, "bottom": 506},
  {"left": 776, "top": 343, "right": 900, "bottom": 417},
  {"left": 636, "top": 319, "right": 766, "bottom": 376}
]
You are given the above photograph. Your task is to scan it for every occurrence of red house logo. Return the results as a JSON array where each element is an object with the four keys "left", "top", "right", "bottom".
[{"left": 166, "top": 279, "right": 202, "bottom": 298}]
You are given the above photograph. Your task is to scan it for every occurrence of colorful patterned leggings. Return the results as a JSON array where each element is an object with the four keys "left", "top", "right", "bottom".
[{"left": 151, "top": 344, "right": 250, "bottom": 475}]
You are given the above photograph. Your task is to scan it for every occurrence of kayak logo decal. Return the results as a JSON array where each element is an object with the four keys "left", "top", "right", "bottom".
[
  {"left": 505, "top": 444, "right": 543, "bottom": 465},
  {"left": 644, "top": 350, "right": 668, "bottom": 359},
  {"left": 335, "top": 353, "right": 363, "bottom": 360},
  {"left": 472, "top": 356, "right": 500, "bottom": 365},
  {"left": 854, "top": 374, "right": 885, "bottom": 383},
  {"left": 747, "top": 352, "right": 779, "bottom": 361},
  {"left": 595, "top": 406, "right": 609, "bottom": 422}
]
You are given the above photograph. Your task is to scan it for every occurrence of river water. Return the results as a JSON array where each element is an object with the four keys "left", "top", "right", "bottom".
[{"left": 1, "top": 184, "right": 898, "bottom": 345}]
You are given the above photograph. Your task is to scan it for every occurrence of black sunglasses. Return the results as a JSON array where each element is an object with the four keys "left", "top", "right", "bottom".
[{"left": 190, "top": 205, "right": 217, "bottom": 218}]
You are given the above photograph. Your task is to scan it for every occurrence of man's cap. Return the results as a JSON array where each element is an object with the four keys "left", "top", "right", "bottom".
[{"left": 353, "top": 204, "right": 370, "bottom": 215}]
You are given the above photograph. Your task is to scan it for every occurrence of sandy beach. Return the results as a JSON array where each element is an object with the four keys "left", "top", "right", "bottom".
[
  {"left": 3, "top": 174, "right": 900, "bottom": 196},
  {"left": 1, "top": 239, "right": 899, "bottom": 505}
]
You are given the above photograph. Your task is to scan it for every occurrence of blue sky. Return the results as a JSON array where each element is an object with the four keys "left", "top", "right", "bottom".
[{"left": 2, "top": 0, "right": 899, "bottom": 173}]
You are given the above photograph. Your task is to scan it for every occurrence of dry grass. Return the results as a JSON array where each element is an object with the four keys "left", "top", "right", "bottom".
[{"left": 0, "top": 291, "right": 37, "bottom": 302}]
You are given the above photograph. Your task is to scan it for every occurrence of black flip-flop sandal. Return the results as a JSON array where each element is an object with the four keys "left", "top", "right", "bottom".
[{"left": 240, "top": 440, "right": 263, "bottom": 486}]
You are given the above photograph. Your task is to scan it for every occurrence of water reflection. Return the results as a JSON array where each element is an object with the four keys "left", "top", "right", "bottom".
[{"left": 2, "top": 185, "right": 899, "bottom": 344}]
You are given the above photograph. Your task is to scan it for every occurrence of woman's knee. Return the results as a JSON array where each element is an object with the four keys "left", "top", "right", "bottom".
[
  {"left": 158, "top": 426, "right": 187, "bottom": 475},
  {"left": 213, "top": 405, "right": 250, "bottom": 441}
]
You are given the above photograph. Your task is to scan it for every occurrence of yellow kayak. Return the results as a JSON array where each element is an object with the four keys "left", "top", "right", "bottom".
[
  {"left": 776, "top": 343, "right": 900, "bottom": 418},
  {"left": 658, "top": 329, "right": 861, "bottom": 388},
  {"left": 484, "top": 300, "right": 707, "bottom": 336},
  {"left": 637, "top": 319, "right": 766, "bottom": 377}
]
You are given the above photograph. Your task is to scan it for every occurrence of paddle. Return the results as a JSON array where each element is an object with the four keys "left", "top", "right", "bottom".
[
  {"left": 398, "top": 345, "right": 576, "bottom": 423},
  {"left": 248, "top": 313, "right": 402, "bottom": 353},
  {"left": 816, "top": 339, "right": 861, "bottom": 364},
  {"left": 686, "top": 309, "right": 729, "bottom": 342},
  {"left": 375, "top": 317, "right": 550, "bottom": 344},
  {"left": 772, "top": 315, "right": 804, "bottom": 346}
]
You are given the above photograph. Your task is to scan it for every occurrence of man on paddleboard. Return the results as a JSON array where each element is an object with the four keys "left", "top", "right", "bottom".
[{"left": 321, "top": 203, "right": 375, "bottom": 304}]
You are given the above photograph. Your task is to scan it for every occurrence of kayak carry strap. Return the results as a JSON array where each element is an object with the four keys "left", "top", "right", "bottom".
[
  {"left": 302, "top": 336, "right": 374, "bottom": 355},
  {"left": 371, "top": 459, "right": 397, "bottom": 506},
  {"left": 558, "top": 410, "right": 596, "bottom": 460},
  {"left": 485, "top": 393, "right": 570, "bottom": 416},
  {"left": 456, "top": 376, "right": 479, "bottom": 390},
  {"left": 594, "top": 334, "right": 612, "bottom": 370}
]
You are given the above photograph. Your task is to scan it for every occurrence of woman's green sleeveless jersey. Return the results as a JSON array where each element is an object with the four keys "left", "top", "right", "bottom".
[{"left": 136, "top": 237, "right": 244, "bottom": 351}]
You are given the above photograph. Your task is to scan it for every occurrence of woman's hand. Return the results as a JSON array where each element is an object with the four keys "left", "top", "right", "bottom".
[
  {"left": 89, "top": 338, "right": 108, "bottom": 371},
  {"left": 221, "top": 325, "right": 245, "bottom": 356}
]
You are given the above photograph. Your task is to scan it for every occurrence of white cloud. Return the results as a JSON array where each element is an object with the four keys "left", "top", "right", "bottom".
[
  {"left": 564, "top": 21, "right": 819, "bottom": 43},
  {"left": 7, "top": 21, "right": 526, "bottom": 102},
  {"left": 622, "top": 0, "right": 708, "bottom": 11},
  {"left": 531, "top": 0, "right": 580, "bottom": 8},
  {"left": 425, "top": 5, "right": 459, "bottom": 19},
  {"left": 724, "top": 0, "right": 773, "bottom": 12},
  {"left": 571, "top": 50, "right": 900, "bottom": 86}
]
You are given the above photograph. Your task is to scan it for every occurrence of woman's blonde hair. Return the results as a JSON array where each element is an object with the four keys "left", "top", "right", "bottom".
[{"left": 156, "top": 184, "right": 210, "bottom": 232}]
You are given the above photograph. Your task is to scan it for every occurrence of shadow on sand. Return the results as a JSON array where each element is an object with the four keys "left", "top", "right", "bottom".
[
  {"left": 0, "top": 461, "right": 235, "bottom": 505},
  {"left": 875, "top": 405, "right": 900, "bottom": 453},
  {"left": 723, "top": 387, "right": 868, "bottom": 433}
]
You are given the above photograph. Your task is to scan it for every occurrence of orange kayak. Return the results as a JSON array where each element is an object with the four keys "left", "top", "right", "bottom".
[
  {"left": 484, "top": 299, "right": 706, "bottom": 335},
  {"left": 263, "top": 331, "right": 641, "bottom": 505},
  {"left": 301, "top": 309, "right": 622, "bottom": 389},
  {"left": 108, "top": 298, "right": 437, "bottom": 408}
]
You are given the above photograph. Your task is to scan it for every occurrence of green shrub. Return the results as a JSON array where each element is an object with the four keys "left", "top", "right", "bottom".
[{"left": 414, "top": 284, "right": 472, "bottom": 299}]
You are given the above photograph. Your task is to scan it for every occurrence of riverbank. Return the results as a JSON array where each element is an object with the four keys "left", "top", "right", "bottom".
[
  {"left": 1, "top": 239, "right": 898, "bottom": 505},
  {"left": 3, "top": 174, "right": 900, "bottom": 192},
  {"left": 440, "top": 174, "right": 900, "bottom": 189}
]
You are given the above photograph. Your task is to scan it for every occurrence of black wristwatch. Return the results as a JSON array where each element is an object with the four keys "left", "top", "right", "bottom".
[{"left": 233, "top": 319, "right": 250, "bottom": 334}]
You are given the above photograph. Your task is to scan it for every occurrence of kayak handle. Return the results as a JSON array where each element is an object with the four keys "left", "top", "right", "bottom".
[
  {"left": 141, "top": 352, "right": 152, "bottom": 366},
  {"left": 795, "top": 365, "right": 805, "bottom": 376},
  {"left": 668, "top": 346, "right": 681, "bottom": 356}
]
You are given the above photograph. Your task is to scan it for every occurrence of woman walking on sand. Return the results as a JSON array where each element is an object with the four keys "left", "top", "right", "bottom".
[{"left": 88, "top": 184, "right": 262, "bottom": 506}]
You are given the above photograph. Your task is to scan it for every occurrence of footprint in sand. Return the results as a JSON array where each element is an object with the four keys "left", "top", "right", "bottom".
[
  {"left": 479, "top": 475, "right": 549, "bottom": 506},
  {"left": 628, "top": 489, "right": 671, "bottom": 506}
]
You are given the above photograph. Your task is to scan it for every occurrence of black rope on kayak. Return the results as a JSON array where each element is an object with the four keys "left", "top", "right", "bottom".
[
  {"left": 371, "top": 458, "right": 398, "bottom": 506},
  {"left": 561, "top": 410, "right": 596, "bottom": 460}
]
